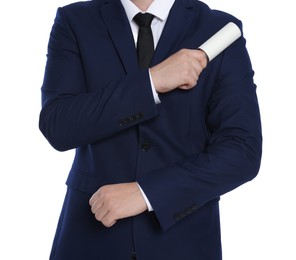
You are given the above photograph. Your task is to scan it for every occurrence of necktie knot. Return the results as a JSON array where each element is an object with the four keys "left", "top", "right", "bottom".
[{"left": 133, "top": 13, "right": 154, "bottom": 28}]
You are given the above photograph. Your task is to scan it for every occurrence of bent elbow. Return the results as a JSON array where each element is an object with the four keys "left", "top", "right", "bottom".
[
  {"left": 240, "top": 138, "right": 262, "bottom": 183},
  {"left": 39, "top": 113, "right": 72, "bottom": 152}
]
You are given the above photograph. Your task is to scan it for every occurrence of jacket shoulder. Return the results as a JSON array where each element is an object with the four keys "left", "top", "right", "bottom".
[
  {"left": 62, "top": 0, "right": 94, "bottom": 9},
  {"left": 55, "top": 0, "right": 101, "bottom": 23},
  {"left": 186, "top": 0, "right": 241, "bottom": 25}
]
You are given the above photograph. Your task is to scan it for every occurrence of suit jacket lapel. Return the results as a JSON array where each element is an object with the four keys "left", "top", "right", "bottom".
[
  {"left": 99, "top": 0, "right": 200, "bottom": 70},
  {"left": 151, "top": 0, "right": 199, "bottom": 66},
  {"left": 100, "top": 0, "right": 138, "bottom": 73}
]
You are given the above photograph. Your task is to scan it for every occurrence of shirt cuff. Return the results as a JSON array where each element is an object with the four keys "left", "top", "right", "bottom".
[
  {"left": 148, "top": 69, "right": 161, "bottom": 104},
  {"left": 137, "top": 183, "right": 153, "bottom": 211}
]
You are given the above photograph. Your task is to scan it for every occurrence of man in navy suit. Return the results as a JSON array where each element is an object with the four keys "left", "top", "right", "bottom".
[{"left": 39, "top": 0, "right": 262, "bottom": 259}]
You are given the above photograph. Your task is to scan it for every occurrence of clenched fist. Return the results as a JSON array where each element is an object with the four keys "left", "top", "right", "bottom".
[
  {"left": 89, "top": 182, "right": 147, "bottom": 227},
  {"left": 150, "top": 48, "right": 208, "bottom": 93}
]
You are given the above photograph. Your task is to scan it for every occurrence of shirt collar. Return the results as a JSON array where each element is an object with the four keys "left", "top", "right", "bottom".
[{"left": 120, "top": 0, "right": 175, "bottom": 23}]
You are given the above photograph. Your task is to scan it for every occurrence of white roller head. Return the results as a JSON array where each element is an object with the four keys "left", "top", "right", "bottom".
[{"left": 198, "top": 22, "right": 242, "bottom": 62}]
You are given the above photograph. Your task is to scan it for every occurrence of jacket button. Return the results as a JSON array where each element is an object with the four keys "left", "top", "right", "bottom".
[
  {"left": 136, "top": 112, "right": 143, "bottom": 119},
  {"left": 140, "top": 142, "right": 150, "bottom": 151},
  {"left": 191, "top": 204, "right": 198, "bottom": 211},
  {"left": 119, "top": 119, "right": 128, "bottom": 126},
  {"left": 173, "top": 213, "right": 181, "bottom": 221},
  {"left": 131, "top": 251, "right": 137, "bottom": 259},
  {"left": 186, "top": 208, "right": 192, "bottom": 215}
]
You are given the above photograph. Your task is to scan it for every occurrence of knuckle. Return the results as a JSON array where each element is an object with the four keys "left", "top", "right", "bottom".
[
  {"left": 101, "top": 192, "right": 111, "bottom": 202},
  {"left": 189, "top": 77, "right": 198, "bottom": 87},
  {"left": 188, "top": 80, "right": 194, "bottom": 87},
  {"left": 179, "top": 50, "right": 189, "bottom": 60},
  {"left": 98, "top": 186, "right": 105, "bottom": 193},
  {"left": 91, "top": 206, "right": 96, "bottom": 214},
  {"left": 104, "top": 215, "right": 115, "bottom": 227},
  {"left": 99, "top": 185, "right": 111, "bottom": 194},
  {"left": 102, "top": 219, "right": 110, "bottom": 227},
  {"left": 95, "top": 212, "right": 102, "bottom": 221},
  {"left": 179, "top": 49, "right": 187, "bottom": 54},
  {"left": 104, "top": 220, "right": 115, "bottom": 228}
]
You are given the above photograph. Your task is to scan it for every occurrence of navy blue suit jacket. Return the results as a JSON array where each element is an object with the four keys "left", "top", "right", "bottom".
[{"left": 39, "top": 0, "right": 262, "bottom": 259}]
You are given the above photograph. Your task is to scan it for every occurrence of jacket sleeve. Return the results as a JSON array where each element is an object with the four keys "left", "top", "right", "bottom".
[
  {"left": 39, "top": 8, "right": 158, "bottom": 151},
  {"left": 137, "top": 30, "right": 262, "bottom": 231}
]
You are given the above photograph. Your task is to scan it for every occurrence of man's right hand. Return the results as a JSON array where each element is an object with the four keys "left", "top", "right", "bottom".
[{"left": 150, "top": 49, "right": 208, "bottom": 93}]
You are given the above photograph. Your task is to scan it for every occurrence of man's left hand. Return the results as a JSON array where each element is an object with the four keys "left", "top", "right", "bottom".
[{"left": 89, "top": 182, "right": 147, "bottom": 227}]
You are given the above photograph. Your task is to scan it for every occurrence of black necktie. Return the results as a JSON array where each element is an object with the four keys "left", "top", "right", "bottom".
[{"left": 133, "top": 12, "right": 155, "bottom": 68}]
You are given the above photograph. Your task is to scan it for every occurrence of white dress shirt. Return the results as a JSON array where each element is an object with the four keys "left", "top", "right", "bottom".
[
  {"left": 120, "top": 0, "right": 175, "bottom": 211},
  {"left": 121, "top": 0, "right": 175, "bottom": 48}
]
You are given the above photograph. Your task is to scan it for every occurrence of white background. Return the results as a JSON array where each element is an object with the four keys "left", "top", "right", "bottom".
[{"left": 1, "top": 0, "right": 295, "bottom": 259}]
